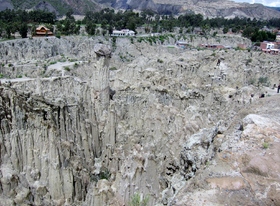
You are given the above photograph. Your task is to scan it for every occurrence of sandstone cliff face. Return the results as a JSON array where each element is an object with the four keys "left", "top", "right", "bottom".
[{"left": 0, "top": 36, "right": 280, "bottom": 205}]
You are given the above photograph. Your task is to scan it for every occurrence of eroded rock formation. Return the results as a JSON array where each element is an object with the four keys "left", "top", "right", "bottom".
[{"left": 0, "top": 36, "right": 279, "bottom": 205}]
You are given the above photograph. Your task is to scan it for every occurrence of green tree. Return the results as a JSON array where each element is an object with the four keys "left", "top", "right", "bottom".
[
  {"left": 18, "top": 23, "right": 28, "bottom": 38},
  {"left": 85, "top": 22, "right": 96, "bottom": 35},
  {"left": 127, "top": 16, "right": 137, "bottom": 31},
  {"left": 242, "top": 26, "right": 255, "bottom": 39},
  {"left": 223, "top": 27, "right": 229, "bottom": 34}
]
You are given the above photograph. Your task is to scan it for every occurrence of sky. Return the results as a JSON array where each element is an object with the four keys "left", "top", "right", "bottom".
[{"left": 232, "top": 0, "right": 280, "bottom": 7}]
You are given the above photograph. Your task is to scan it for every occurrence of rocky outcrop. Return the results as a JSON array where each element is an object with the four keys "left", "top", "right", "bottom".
[
  {"left": 0, "top": 36, "right": 280, "bottom": 205},
  {"left": 181, "top": 127, "right": 218, "bottom": 180},
  {"left": 175, "top": 95, "right": 280, "bottom": 206}
]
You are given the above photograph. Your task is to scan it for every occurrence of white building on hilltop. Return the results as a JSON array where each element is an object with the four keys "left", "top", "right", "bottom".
[{"left": 111, "top": 29, "right": 135, "bottom": 37}]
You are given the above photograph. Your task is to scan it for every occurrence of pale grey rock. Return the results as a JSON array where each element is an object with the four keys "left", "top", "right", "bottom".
[
  {"left": 181, "top": 127, "right": 218, "bottom": 180},
  {"left": 0, "top": 35, "right": 279, "bottom": 206},
  {"left": 94, "top": 43, "right": 112, "bottom": 58}
]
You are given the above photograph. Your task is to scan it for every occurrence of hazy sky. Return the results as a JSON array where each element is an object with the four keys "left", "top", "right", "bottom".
[{"left": 232, "top": 0, "right": 280, "bottom": 7}]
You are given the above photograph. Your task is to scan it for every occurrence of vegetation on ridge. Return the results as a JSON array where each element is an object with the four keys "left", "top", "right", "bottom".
[{"left": 0, "top": 8, "right": 278, "bottom": 42}]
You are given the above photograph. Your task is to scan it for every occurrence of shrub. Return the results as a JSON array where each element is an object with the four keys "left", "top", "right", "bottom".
[
  {"left": 0, "top": 73, "right": 4, "bottom": 78},
  {"left": 263, "top": 142, "right": 269, "bottom": 149},
  {"left": 109, "top": 67, "right": 117, "bottom": 71},
  {"left": 159, "top": 35, "right": 166, "bottom": 44},
  {"left": 90, "top": 167, "right": 111, "bottom": 182},
  {"left": 258, "top": 76, "right": 269, "bottom": 86},
  {"left": 112, "top": 37, "right": 117, "bottom": 49},
  {"left": 74, "top": 62, "right": 79, "bottom": 68},
  {"left": 137, "top": 37, "right": 143, "bottom": 43},
  {"left": 248, "top": 78, "right": 255, "bottom": 85},
  {"left": 99, "top": 168, "right": 111, "bottom": 180},
  {"left": 64, "top": 66, "right": 70, "bottom": 71},
  {"left": 129, "top": 193, "right": 149, "bottom": 206},
  {"left": 245, "top": 58, "right": 252, "bottom": 66},
  {"left": 147, "top": 38, "right": 153, "bottom": 45},
  {"left": 157, "top": 59, "right": 163, "bottom": 63}
]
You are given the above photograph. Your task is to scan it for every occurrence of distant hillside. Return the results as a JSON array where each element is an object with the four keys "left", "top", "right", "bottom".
[
  {"left": 267, "top": 7, "right": 280, "bottom": 12},
  {"left": 0, "top": 0, "right": 14, "bottom": 11},
  {"left": 5, "top": 0, "right": 68, "bottom": 15},
  {"left": 105, "top": 0, "right": 280, "bottom": 19},
  {"left": 8, "top": 0, "right": 100, "bottom": 16},
  {"left": 1, "top": 0, "right": 280, "bottom": 19}
]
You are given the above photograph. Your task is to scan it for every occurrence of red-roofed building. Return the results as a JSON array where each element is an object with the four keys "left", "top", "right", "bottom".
[
  {"left": 260, "top": 42, "right": 279, "bottom": 54},
  {"left": 35, "top": 26, "right": 53, "bottom": 37}
]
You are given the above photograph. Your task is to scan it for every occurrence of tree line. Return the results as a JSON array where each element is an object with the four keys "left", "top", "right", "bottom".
[
  {"left": 0, "top": 9, "right": 56, "bottom": 38},
  {"left": 0, "top": 8, "right": 278, "bottom": 42},
  {"left": 82, "top": 9, "right": 277, "bottom": 42}
]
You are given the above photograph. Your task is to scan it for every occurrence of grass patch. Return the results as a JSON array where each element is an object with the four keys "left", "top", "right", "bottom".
[
  {"left": 49, "top": 61, "right": 57, "bottom": 65},
  {"left": 64, "top": 66, "right": 70, "bottom": 71},
  {"left": 258, "top": 76, "right": 269, "bottom": 86},
  {"left": 69, "top": 58, "right": 77, "bottom": 62},
  {"left": 74, "top": 62, "right": 79, "bottom": 68},
  {"left": 90, "top": 167, "right": 111, "bottom": 182},
  {"left": 109, "top": 67, "right": 117, "bottom": 71},
  {"left": 262, "top": 142, "right": 269, "bottom": 149},
  {"left": 129, "top": 193, "right": 149, "bottom": 206}
]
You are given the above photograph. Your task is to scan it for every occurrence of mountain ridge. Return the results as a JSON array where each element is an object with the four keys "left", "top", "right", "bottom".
[{"left": 0, "top": 0, "right": 280, "bottom": 19}]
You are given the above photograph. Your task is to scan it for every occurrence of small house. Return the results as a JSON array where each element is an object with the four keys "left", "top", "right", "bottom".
[
  {"left": 176, "top": 41, "right": 189, "bottom": 49},
  {"left": 35, "top": 26, "right": 53, "bottom": 37},
  {"left": 111, "top": 29, "right": 135, "bottom": 37},
  {"left": 260, "top": 42, "right": 275, "bottom": 50},
  {"left": 260, "top": 42, "right": 279, "bottom": 54}
]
